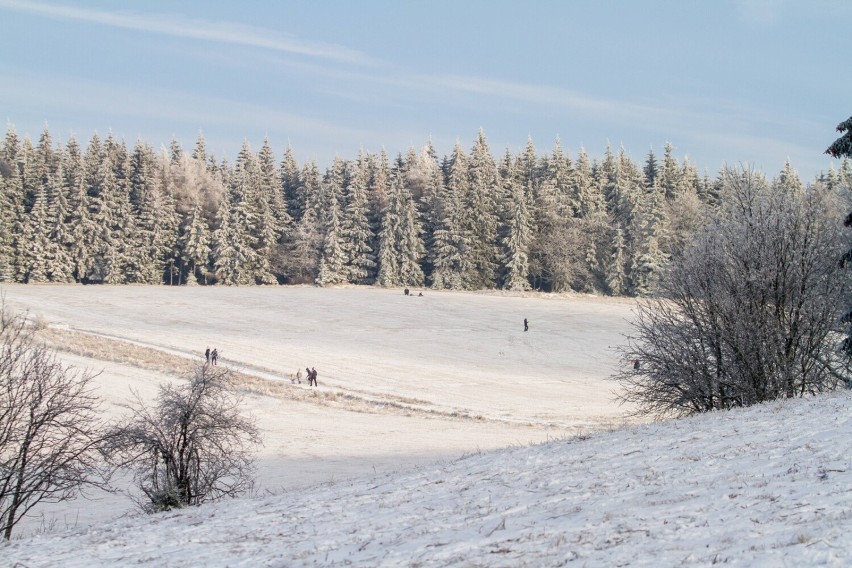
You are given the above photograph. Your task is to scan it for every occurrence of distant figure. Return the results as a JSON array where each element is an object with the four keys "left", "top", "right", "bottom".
[
  {"left": 633, "top": 359, "right": 640, "bottom": 370},
  {"left": 305, "top": 367, "right": 314, "bottom": 387},
  {"left": 205, "top": 347, "right": 211, "bottom": 363},
  {"left": 418, "top": 292, "right": 423, "bottom": 297},
  {"left": 523, "top": 318, "right": 529, "bottom": 332},
  {"left": 292, "top": 369, "right": 302, "bottom": 384},
  {"left": 404, "top": 288, "right": 410, "bottom": 296},
  {"left": 310, "top": 367, "right": 318, "bottom": 387},
  {"left": 211, "top": 348, "right": 219, "bottom": 365}
]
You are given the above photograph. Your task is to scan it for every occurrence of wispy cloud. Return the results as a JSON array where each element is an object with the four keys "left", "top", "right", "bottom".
[{"left": 0, "top": 0, "right": 376, "bottom": 66}]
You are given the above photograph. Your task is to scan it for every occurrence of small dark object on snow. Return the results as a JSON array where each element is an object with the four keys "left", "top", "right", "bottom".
[
  {"left": 404, "top": 288, "right": 410, "bottom": 296},
  {"left": 523, "top": 318, "right": 529, "bottom": 332},
  {"left": 633, "top": 359, "right": 640, "bottom": 370}
]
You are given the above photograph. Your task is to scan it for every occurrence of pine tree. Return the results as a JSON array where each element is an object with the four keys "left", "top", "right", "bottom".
[
  {"left": 429, "top": 142, "right": 470, "bottom": 289},
  {"left": 0, "top": 127, "right": 23, "bottom": 281},
  {"left": 606, "top": 227, "right": 627, "bottom": 295},
  {"left": 465, "top": 129, "right": 500, "bottom": 288},
  {"left": 377, "top": 171, "right": 424, "bottom": 287},
  {"left": 502, "top": 173, "right": 532, "bottom": 291},
  {"left": 773, "top": 159, "right": 803, "bottom": 196},
  {"left": 279, "top": 145, "right": 302, "bottom": 222},
  {"left": 315, "top": 194, "right": 348, "bottom": 286},
  {"left": 341, "top": 153, "right": 376, "bottom": 283},
  {"left": 180, "top": 201, "right": 211, "bottom": 285}
]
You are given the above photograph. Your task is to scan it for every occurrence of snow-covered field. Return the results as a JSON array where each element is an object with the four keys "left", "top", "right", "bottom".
[
  {"left": 5, "top": 285, "right": 848, "bottom": 566},
  {"left": 1, "top": 285, "right": 636, "bottom": 537}
]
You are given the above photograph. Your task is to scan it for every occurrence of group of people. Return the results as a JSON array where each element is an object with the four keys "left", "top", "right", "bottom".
[
  {"left": 204, "top": 347, "right": 219, "bottom": 365},
  {"left": 204, "top": 346, "right": 319, "bottom": 388},
  {"left": 291, "top": 367, "right": 319, "bottom": 387}
]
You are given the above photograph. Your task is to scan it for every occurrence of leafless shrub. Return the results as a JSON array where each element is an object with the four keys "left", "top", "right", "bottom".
[
  {"left": 0, "top": 299, "right": 109, "bottom": 539},
  {"left": 107, "top": 364, "right": 261, "bottom": 513},
  {"left": 617, "top": 167, "right": 852, "bottom": 417}
]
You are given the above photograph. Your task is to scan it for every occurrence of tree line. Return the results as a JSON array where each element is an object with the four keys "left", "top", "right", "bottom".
[{"left": 3, "top": 125, "right": 850, "bottom": 293}]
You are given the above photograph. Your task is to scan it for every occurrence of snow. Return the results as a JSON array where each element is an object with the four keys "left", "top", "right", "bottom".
[{"left": 3, "top": 285, "right": 849, "bottom": 565}]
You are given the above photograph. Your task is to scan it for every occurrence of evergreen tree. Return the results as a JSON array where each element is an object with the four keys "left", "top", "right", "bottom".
[
  {"left": 180, "top": 201, "right": 211, "bottom": 285},
  {"left": 465, "top": 129, "right": 500, "bottom": 288},
  {"left": 773, "top": 159, "right": 803, "bottom": 196},
  {"left": 340, "top": 153, "right": 376, "bottom": 283},
  {"left": 315, "top": 194, "right": 348, "bottom": 286},
  {"left": 501, "top": 172, "right": 532, "bottom": 290},
  {"left": 430, "top": 142, "right": 470, "bottom": 289},
  {"left": 377, "top": 172, "right": 424, "bottom": 287}
]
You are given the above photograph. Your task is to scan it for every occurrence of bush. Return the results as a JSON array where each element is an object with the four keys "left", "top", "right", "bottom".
[{"left": 617, "top": 167, "right": 852, "bottom": 417}]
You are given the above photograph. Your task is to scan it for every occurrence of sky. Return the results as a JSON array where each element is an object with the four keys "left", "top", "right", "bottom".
[{"left": 0, "top": 0, "right": 849, "bottom": 181}]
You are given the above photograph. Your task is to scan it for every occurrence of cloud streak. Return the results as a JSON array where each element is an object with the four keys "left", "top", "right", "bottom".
[{"left": 0, "top": 0, "right": 376, "bottom": 66}]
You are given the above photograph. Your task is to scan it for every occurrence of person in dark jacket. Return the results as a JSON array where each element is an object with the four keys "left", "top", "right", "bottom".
[
  {"left": 211, "top": 348, "right": 219, "bottom": 365},
  {"left": 205, "top": 347, "right": 211, "bottom": 363},
  {"left": 524, "top": 318, "right": 529, "bottom": 332}
]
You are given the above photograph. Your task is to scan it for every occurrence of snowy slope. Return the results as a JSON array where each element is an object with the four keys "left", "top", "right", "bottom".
[
  {"left": 5, "top": 391, "right": 851, "bottom": 566},
  {"left": 2, "top": 285, "right": 637, "bottom": 537}
]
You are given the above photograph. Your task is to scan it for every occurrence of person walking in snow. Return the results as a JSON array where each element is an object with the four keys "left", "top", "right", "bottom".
[
  {"left": 524, "top": 318, "right": 529, "bottom": 332},
  {"left": 305, "top": 367, "right": 313, "bottom": 387},
  {"left": 294, "top": 369, "right": 302, "bottom": 384},
  {"left": 205, "top": 347, "right": 210, "bottom": 363},
  {"left": 211, "top": 348, "right": 219, "bottom": 365}
]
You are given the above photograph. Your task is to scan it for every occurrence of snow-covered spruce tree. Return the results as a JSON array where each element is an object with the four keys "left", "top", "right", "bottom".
[
  {"left": 279, "top": 144, "right": 302, "bottom": 223},
  {"left": 340, "top": 153, "right": 376, "bottom": 284},
  {"left": 827, "top": 116, "right": 852, "bottom": 355},
  {"left": 617, "top": 166, "right": 851, "bottom": 417},
  {"left": 253, "top": 138, "right": 288, "bottom": 283},
  {"left": 18, "top": 179, "right": 52, "bottom": 282},
  {"left": 0, "top": 300, "right": 110, "bottom": 539},
  {"left": 315, "top": 188, "right": 348, "bottom": 286},
  {"left": 107, "top": 364, "right": 260, "bottom": 513},
  {"left": 45, "top": 161, "right": 75, "bottom": 282},
  {"left": 429, "top": 143, "right": 470, "bottom": 289},
  {"left": 501, "top": 174, "right": 533, "bottom": 291},
  {"left": 179, "top": 201, "right": 211, "bottom": 285},
  {"left": 465, "top": 129, "right": 500, "bottom": 288},
  {"left": 377, "top": 171, "right": 424, "bottom": 287}
]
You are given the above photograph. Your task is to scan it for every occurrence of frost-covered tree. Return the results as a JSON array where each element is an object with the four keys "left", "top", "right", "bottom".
[
  {"left": 377, "top": 171, "right": 424, "bottom": 287},
  {"left": 0, "top": 302, "right": 110, "bottom": 539},
  {"left": 465, "top": 129, "right": 500, "bottom": 288},
  {"left": 108, "top": 364, "right": 260, "bottom": 513},
  {"left": 501, "top": 172, "right": 532, "bottom": 291},
  {"left": 341, "top": 154, "right": 376, "bottom": 283},
  {"left": 316, "top": 194, "right": 348, "bottom": 286},
  {"left": 618, "top": 167, "right": 851, "bottom": 416},
  {"left": 429, "top": 143, "right": 470, "bottom": 289}
]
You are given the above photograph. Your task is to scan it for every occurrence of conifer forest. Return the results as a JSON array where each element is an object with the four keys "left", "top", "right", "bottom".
[{"left": 1, "top": 126, "right": 850, "bottom": 294}]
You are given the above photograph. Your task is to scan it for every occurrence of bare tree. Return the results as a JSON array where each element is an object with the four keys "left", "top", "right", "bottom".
[
  {"left": 108, "top": 364, "right": 260, "bottom": 512},
  {"left": 0, "top": 298, "right": 109, "bottom": 539},
  {"left": 617, "top": 167, "right": 852, "bottom": 418}
]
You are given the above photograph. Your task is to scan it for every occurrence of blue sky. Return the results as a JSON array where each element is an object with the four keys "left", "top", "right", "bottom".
[{"left": 0, "top": 0, "right": 849, "bottom": 181}]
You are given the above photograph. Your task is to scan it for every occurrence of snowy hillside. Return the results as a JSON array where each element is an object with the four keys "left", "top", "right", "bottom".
[
  {"left": 6, "top": 390, "right": 851, "bottom": 566},
  {"left": 2, "top": 285, "right": 637, "bottom": 535}
]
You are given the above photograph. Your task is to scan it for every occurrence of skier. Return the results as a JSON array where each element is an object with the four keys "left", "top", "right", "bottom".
[
  {"left": 211, "top": 348, "right": 219, "bottom": 365},
  {"left": 205, "top": 347, "right": 211, "bottom": 363},
  {"left": 524, "top": 318, "right": 529, "bottom": 332}
]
